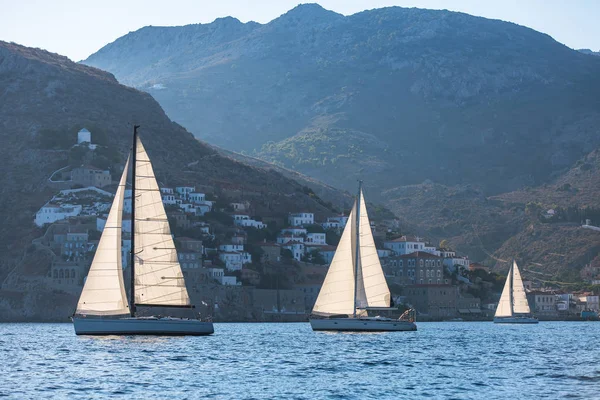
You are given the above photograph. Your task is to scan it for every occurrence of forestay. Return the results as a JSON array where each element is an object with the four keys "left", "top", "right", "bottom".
[
  {"left": 133, "top": 137, "right": 191, "bottom": 306},
  {"left": 76, "top": 157, "right": 130, "bottom": 316}
]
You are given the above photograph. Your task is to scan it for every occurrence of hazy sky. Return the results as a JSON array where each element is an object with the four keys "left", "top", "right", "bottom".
[{"left": 1, "top": 0, "right": 598, "bottom": 61}]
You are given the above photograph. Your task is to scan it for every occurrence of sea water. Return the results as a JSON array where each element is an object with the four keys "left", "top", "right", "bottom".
[{"left": 1, "top": 322, "right": 598, "bottom": 399}]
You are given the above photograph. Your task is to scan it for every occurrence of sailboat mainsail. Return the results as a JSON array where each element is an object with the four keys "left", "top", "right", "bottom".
[
  {"left": 512, "top": 261, "right": 531, "bottom": 314},
  {"left": 495, "top": 261, "right": 531, "bottom": 318},
  {"left": 312, "top": 188, "right": 391, "bottom": 316},
  {"left": 76, "top": 157, "right": 130, "bottom": 316},
  {"left": 358, "top": 192, "right": 390, "bottom": 308},
  {"left": 132, "top": 137, "right": 191, "bottom": 307}
]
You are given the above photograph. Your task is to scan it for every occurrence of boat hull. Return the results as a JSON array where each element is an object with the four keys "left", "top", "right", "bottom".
[
  {"left": 493, "top": 316, "right": 538, "bottom": 324},
  {"left": 73, "top": 317, "right": 214, "bottom": 336},
  {"left": 310, "top": 318, "right": 417, "bottom": 332}
]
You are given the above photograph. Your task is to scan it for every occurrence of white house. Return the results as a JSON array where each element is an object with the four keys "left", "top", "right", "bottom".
[
  {"left": 321, "top": 215, "right": 348, "bottom": 230},
  {"left": 383, "top": 236, "right": 426, "bottom": 255},
  {"left": 35, "top": 204, "right": 82, "bottom": 227},
  {"left": 439, "top": 249, "right": 456, "bottom": 258},
  {"left": 423, "top": 245, "right": 441, "bottom": 256},
  {"left": 160, "top": 187, "right": 174, "bottom": 195},
  {"left": 219, "top": 244, "right": 244, "bottom": 253},
  {"left": 176, "top": 186, "right": 195, "bottom": 199},
  {"left": 282, "top": 227, "right": 308, "bottom": 236},
  {"left": 306, "top": 232, "right": 326, "bottom": 245},
  {"left": 205, "top": 267, "right": 225, "bottom": 281},
  {"left": 443, "top": 256, "right": 470, "bottom": 272},
  {"left": 77, "top": 128, "right": 91, "bottom": 144},
  {"left": 282, "top": 241, "right": 305, "bottom": 261},
  {"left": 288, "top": 213, "right": 314, "bottom": 227},
  {"left": 188, "top": 192, "right": 206, "bottom": 203},
  {"left": 219, "top": 252, "right": 243, "bottom": 271},
  {"left": 179, "top": 203, "right": 196, "bottom": 214},
  {"left": 219, "top": 276, "right": 239, "bottom": 286},
  {"left": 233, "top": 214, "right": 266, "bottom": 229},
  {"left": 162, "top": 193, "right": 177, "bottom": 205}
]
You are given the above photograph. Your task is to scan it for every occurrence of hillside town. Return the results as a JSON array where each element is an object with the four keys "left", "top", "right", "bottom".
[{"left": 28, "top": 130, "right": 600, "bottom": 322}]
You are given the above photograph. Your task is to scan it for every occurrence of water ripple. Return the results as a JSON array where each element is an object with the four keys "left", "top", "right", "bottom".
[{"left": 0, "top": 322, "right": 597, "bottom": 399}]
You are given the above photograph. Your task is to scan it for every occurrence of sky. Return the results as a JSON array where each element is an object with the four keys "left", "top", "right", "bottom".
[{"left": 0, "top": 0, "right": 598, "bottom": 61}]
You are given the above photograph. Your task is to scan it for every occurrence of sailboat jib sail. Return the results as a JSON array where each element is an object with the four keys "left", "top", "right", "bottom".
[
  {"left": 511, "top": 261, "right": 531, "bottom": 314},
  {"left": 494, "top": 263, "right": 513, "bottom": 318},
  {"left": 358, "top": 190, "right": 391, "bottom": 308},
  {"left": 76, "top": 157, "right": 130, "bottom": 316},
  {"left": 133, "top": 136, "right": 191, "bottom": 307},
  {"left": 312, "top": 204, "right": 357, "bottom": 316}
]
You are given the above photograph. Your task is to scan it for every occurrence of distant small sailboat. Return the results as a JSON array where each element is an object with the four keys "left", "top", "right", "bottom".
[
  {"left": 73, "top": 126, "right": 214, "bottom": 335},
  {"left": 494, "top": 260, "right": 538, "bottom": 324},
  {"left": 309, "top": 182, "right": 416, "bottom": 332}
]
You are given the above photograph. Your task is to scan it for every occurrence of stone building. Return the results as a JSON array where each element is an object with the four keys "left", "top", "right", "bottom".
[
  {"left": 388, "top": 251, "right": 446, "bottom": 285},
  {"left": 71, "top": 165, "right": 112, "bottom": 188},
  {"left": 403, "top": 284, "right": 458, "bottom": 319}
]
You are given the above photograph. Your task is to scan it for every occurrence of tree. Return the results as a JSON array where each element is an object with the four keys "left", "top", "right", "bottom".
[
  {"left": 281, "top": 249, "right": 294, "bottom": 260},
  {"left": 439, "top": 239, "right": 449, "bottom": 249}
]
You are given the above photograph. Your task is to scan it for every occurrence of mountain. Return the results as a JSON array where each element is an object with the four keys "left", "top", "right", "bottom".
[
  {"left": 84, "top": 4, "right": 600, "bottom": 195},
  {"left": 0, "top": 41, "right": 348, "bottom": 320},
  {"left": 578, "top": 49, "right": 600, "bottom": 57}
]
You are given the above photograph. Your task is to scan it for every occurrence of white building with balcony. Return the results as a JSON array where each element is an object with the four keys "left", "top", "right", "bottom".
[
  {"left": 306, "top": 232, "right": 326, "bottom": 245},
  {"left": 219, "top": 252, "right": 243, "bottom": 271},
  {"left": 383, "top": 236, "right": 426, "bottom": 255},
  {"left": 288, "top": 213, "right": 314, "bottom": 227}
]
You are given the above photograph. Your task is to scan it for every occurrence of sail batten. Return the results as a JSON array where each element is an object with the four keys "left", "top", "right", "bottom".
[
  {"left": 76, "top": 157, "right": 130, "bottom": 316},
  {"left": 133, "top": 137, "right": 191, "bottom": 307}
]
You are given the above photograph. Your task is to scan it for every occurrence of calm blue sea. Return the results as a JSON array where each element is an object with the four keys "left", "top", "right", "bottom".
[{"left": 0, "top": 322, "right": 598, "bottom": 399}]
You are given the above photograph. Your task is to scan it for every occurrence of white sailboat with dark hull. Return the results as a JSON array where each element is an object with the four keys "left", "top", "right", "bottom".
[
  {"left": 73, "top": 126, "right": 214, "bottom": 335},
  {"left": 309, "top": 182, "right": 416, "bottom": 332},
  {"left": 494, "top": 260, "right": 538, "bottom": 324}
]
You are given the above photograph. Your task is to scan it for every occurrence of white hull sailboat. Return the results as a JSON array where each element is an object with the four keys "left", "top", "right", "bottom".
[
  {"left": 309, "top": 182, "right": 416, "bottom": 332},
  {"left": 73, "top": 317, "right": 213, "bottom": 336},
  {"left": 494, "top": 260, "right": 538, "bottom": 324},
  {"left": 73, "top": 126, "right": 213, "bottom": 336}
]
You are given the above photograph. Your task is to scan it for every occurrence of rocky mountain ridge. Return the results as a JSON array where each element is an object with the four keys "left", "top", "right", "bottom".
[{"left": 84, "top": 4, "right": 600, "bottom": 195}]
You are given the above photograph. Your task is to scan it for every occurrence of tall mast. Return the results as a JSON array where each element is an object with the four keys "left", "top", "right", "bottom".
[
  {"left": 129, "top": 125, "right": 139, "bottom": 317},
  {"left": 352, "top": 180, "right": 362, "bottom": 318},
  {"left": 509, "top": 260, "right": 514, "bottom": 316}
]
